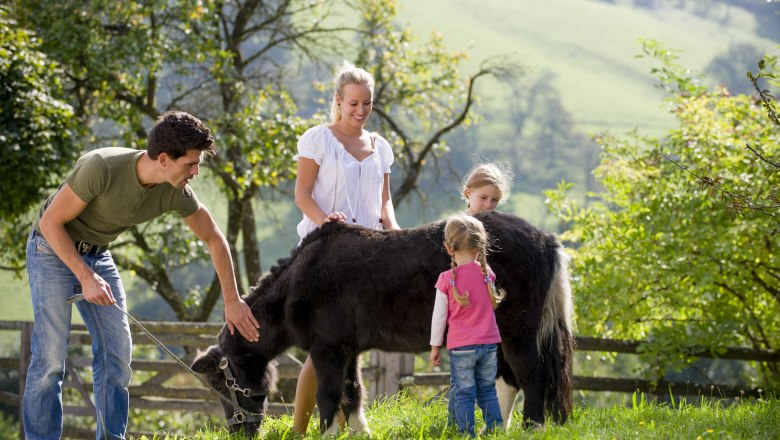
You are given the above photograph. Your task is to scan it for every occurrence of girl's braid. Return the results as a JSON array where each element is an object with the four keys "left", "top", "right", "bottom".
[
  {"left": 449, "top": 245, "right": 470, "bottom": 306},
  {"left": 477, "top": 250, "right": 505, "bottom": 309}
]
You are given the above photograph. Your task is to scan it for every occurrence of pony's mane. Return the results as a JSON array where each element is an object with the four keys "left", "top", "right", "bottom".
[{"left": 246, "top": 221, "right": 367, "bottom": 301}]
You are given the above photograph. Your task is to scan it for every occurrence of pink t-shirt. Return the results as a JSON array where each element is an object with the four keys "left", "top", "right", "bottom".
[{"left": 434, "top": 262, "right": 501, "bottom": 350}]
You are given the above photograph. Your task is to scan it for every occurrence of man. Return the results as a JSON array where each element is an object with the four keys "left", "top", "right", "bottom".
[{"left": 23, "top": 111, "right": 260, "bottom": 439}]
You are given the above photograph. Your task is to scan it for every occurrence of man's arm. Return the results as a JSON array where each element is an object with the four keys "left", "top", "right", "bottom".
[
  {"left": 183, "top": 205, "right": 260, "bottom": 342},
  {"left": 38, "top": 184, "right": 115, "bottom": 306}
]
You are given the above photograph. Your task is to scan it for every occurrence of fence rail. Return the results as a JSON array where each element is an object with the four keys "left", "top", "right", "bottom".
[
  {"left": 1, "top": 320, "right": 777, "bottom": 439},
  {"left": 400, "top": 336, "right": 777, "bottom": 399}
]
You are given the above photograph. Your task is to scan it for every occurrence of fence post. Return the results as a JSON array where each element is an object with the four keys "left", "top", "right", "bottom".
[
  {"left": 19, "top": 322, "right": 33, "bottom": 440},
  {"left": 368, "top": 351, "right": 416, "bottom": 400}
]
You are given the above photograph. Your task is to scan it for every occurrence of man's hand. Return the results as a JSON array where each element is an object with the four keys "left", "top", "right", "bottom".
[
  {"left": 225, "top": 299, "right": 260, "bottom": 342},
  {"left": 184, "top": 207, "right": 260, "bottom": 343},
  {"left": 80, "top": 272, "right": 115, "bottom": 306}
]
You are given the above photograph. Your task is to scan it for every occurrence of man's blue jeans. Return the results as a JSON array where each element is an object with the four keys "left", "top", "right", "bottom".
[
  {"left": 23, "top": 231, "right": 132, "bottom": 440},
  {"left": 449, "top": 343, "right": 503, "bottom": 436}
]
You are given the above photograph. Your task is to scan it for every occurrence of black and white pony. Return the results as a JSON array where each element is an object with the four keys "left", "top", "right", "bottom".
[{"left": 191, "top": 211, "right": 574, "bottom": 435}]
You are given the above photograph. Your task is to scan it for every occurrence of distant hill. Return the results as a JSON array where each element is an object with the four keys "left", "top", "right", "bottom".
[
  {"left": 383, "top": 0, "right": 780, "bottom": 231},
  {"left": 398, "top": 0, "right": 780, "bottom": 136}
]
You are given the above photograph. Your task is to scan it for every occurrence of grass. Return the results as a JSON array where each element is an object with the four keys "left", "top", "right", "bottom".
[
  {"left": 1, "top": 392, "right": 777, "bottom": 439},
  {"left": 96, "top": 392, "right": 780, "bottom": 439}
]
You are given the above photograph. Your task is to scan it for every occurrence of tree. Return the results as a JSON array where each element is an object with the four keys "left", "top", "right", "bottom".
[
  {"left": 667, "top": 54, "right": 780, "bottom": 226},
  {"left": 0, "top": 5, "right": 80, "bottom": 269},
  {"left": 9, "top": 0, "right": 346, "bottom": 320},
  {"left": 546, "top": 39, "right": 780, "bottom": 388},
  {"left": 7, "top": 0, "right": 503, "bottom": 322},
  {"left": 351, "top": 0, "right": 516, "bottom": 206}
]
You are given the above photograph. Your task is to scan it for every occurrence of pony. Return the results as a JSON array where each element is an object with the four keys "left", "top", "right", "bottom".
[{"left": 191, "top": 211, "right": 574, "bottom": 435}]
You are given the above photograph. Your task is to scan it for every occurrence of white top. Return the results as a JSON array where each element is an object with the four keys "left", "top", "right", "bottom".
[
  {"left": 295, "top": 125, "right": 394, "bottom": 240},
  {"left": 430, "top": 289, "right": 448, "bottom": 346}
]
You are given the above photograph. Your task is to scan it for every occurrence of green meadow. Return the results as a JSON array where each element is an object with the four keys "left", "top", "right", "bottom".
[{"left": 2, "top": 391, "right": 775, "bottom": 439}]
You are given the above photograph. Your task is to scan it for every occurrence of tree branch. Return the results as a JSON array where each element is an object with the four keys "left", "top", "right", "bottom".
[
  {"left": 392, "top": 64, "right": 498, "bottom": 204},
  {"left": 660, "top": 152, "right": 779, "bottom": 218}
]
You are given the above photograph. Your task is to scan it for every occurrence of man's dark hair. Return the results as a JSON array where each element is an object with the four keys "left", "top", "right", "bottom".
[{"left": 147, "top": 111, "right": 216, "bottom": 160}]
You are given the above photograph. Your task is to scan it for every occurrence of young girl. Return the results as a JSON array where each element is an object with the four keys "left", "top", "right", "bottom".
[
  {"left": 430, "top": 213, "right": 505, "bottom": 436},
  {"left": 461, "top": 162, "right": 514, "bottom": 215},
  {"left": 293, "top": 61, "right": 401, "bottom": 433}
]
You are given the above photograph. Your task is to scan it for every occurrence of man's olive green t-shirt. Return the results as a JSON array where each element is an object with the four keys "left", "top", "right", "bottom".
[{"left": 32, "top": 147, "right": 200, "bottom": 247}]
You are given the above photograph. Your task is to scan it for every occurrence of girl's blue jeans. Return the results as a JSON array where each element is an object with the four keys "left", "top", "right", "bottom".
[
  {"left": 23, "top": 231, "right": 132, "bottom": 440},
  {"left": 448, "top": 343, "right": 504, "bottom": 436}
]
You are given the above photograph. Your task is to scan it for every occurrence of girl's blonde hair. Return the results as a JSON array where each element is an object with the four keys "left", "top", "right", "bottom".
[
  {"left": 461, "top": 161, "right": 514, "bottom": 207},
  {"left": 444, "top": 213, "right": 505, "bottom": 308},
  {"left": 329, "top": 61, "right": 375, "bottom": 125}
]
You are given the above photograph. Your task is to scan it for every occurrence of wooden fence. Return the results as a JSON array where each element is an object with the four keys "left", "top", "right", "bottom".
[
  {"left": 0, "top": 320, "right": 419, "bottom": 439},
  {"left": 1, "top": 320, "right": 777, "bottom": 439},
  {"left": 405, "top": 336, "right": 779, "bottom": 398}
]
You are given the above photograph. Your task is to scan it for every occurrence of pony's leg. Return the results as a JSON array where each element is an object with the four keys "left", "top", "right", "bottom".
[
  {"left": 310, "top": 347, "right": 348, "bottom": 435},
  {"left": 341, "top": 353, "right": 370, "bottom": 434},
  {"left": 520, "top": 370, "right": 545, "bottom": 426},
  {"left": 501, "top": 341, "right": 545, "bottom": 426},
  {"left": 496, "top": 377, "right": 519, "bottom": 429},
  {"left": 495, "top": 347, "right": 519, "bottom": 428}
]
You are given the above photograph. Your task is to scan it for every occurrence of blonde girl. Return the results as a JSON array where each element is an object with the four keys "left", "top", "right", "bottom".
[
  {"left": 430, "top": 213, "right": 504, "bottom": 436},
  {"left": 461, "top": 161, "right": 514, "bottom": 215}
]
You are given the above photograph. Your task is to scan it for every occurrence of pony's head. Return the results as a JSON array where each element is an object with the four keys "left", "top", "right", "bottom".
[{"left": 190, "top": 344, "right": 278, "bottom": 435}]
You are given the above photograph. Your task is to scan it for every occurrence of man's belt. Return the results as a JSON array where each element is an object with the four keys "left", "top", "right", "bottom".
[{"left": 74, "top": 240, "right": 107, "bottom": 255}]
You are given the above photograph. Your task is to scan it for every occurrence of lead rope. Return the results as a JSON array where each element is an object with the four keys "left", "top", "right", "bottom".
[
  {"left": 370, "top": 133, "right": 381, "bottom": 226},
  {"left": 66, "top": 293, "right": 264, "bottom": 422}
]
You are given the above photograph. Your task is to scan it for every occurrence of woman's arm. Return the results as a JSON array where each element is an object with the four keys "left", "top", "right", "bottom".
[
  {"left": 294, "top": 157, "right": 345, "bottom": 225},
  {"left": 380, "top": 173, "right": 401, "bottom": 230}
]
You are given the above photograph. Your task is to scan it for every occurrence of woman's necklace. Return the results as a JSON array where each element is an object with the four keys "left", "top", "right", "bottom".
[
  {"left": 331, "top": 126, "right": 377, "bottom": 225},
  {"left": 332, "top": 126, "right": 369, "bottom": 158}
]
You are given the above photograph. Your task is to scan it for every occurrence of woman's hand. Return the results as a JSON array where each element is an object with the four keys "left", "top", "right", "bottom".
[{"left": 323, "top": 211, "right": 347, "bottom": 224}]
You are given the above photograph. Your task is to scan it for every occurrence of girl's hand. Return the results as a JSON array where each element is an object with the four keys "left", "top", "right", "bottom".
[{"left": 430, "top": 346, "right": 441, "bottom": 367}]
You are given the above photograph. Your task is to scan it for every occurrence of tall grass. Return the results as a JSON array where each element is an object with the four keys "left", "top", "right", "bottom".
[
  {"left": 1, "top": 392, "right": 777, "bottom": 438},
  {"left": 109, "top": 392, "right": 780, "bottom": 439}
]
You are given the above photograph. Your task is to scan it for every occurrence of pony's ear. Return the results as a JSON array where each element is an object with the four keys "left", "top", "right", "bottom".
[{"left": 191, "top": 345, "right": 223, "bottom": 374}]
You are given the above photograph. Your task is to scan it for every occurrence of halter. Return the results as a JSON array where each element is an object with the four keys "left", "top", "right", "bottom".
[
  {"left": 219, "top": 356, "right": 265, "bottom": 427},
  {"left": 67, "top": 293, "right": 265, "bottom": 428}
]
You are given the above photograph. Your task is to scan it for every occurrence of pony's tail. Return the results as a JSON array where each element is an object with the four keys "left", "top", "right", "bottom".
[{"left": 538, "top": 246, "right": 575, "bottom": 423}]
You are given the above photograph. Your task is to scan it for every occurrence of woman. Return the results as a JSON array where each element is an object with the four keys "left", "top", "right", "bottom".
[{"left": 293, "top": 61, "right": 401, "bottom": 433}]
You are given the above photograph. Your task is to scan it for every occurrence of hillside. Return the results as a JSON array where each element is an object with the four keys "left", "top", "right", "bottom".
[{"left": 397, "top": 0, "right": 780, "bottom": 136}]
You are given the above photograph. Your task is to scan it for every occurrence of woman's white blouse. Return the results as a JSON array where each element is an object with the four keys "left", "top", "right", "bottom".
[{"left": 295, "top": 125, "right": 394, "bottom": 240}]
